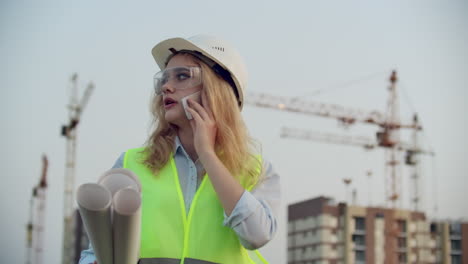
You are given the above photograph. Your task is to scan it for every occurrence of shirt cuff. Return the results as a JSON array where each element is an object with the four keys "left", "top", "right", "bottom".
[{"left": 223, "top": 190, "right": 261, "bottom": 228}]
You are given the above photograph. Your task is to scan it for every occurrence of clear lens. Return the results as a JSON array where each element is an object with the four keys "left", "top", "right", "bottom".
[{"left": 153, "top": 66, "right": 202, "bottom": 95}]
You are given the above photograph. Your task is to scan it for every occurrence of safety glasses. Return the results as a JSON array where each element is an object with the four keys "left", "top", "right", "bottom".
[{"left": 153, "top": 66, "right": 202, "bottom": 95}]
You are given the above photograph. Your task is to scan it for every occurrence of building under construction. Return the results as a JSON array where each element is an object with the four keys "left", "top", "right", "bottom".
[{"left": 287, "top": 196, "right": 468, "bottom": 264}]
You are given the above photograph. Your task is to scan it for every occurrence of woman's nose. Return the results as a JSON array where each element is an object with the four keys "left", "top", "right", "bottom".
[{"left": 162, "top": 81, "right": 175, "bottom": 94}]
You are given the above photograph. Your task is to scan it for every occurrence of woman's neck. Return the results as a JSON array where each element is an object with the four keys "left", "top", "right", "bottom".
[{"left": 177, "top": 125, "right": 198, "bottom": 162}]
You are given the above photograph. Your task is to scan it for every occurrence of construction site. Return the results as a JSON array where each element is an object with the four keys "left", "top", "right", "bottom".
[
  {"left": 22, "top": 70, "right": 467, "bottom": 264},
  {"left": 249, "top": 72, "right": 468, "bottom": 264},
  {"left": 3, "top": 2, "right": 467, "bottom": 264}
]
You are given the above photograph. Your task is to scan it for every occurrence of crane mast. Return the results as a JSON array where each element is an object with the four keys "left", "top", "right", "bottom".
[
  {"left": 406, "top": 114, "right": 426, "bottom": 211},
  {"left": 25, "top": 155, "right": 48, "bottom": 264},
  {"left": 384, "top": 71, "right": 402, "bottom": 207},
  {"left": 60, "top": 74, "right": 94, "bottom": 264}
]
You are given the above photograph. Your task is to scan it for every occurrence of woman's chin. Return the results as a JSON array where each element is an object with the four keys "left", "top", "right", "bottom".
[{"left": 165, "top": 113, "right": 187, "bottom": 128}]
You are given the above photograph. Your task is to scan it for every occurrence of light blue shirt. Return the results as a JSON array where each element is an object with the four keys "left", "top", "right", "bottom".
[{"left": 79, "top": 137, "right": 280, "bottom": 264}]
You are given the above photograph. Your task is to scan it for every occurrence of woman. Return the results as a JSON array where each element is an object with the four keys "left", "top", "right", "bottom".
[{"left": 80, "top": 34, "right": 280, "bottom": 264}]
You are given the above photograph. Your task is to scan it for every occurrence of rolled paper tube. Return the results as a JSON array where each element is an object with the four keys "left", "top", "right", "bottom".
[
  {"left": 98, "top": 168, "right": 141, "bottom": 197},
  {"left": 77, "top": 183, "right": 113, "bottom": 264},
  {"left": 113, "top": 187, "right": 142, "bottom": 264}
]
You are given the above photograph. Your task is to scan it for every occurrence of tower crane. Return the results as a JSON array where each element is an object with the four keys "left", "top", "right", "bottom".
[
  {"left": 246, "top": 71, "right": 431, "bottom": 208},
  {"left": 25, "top": 155, "right": 48, "bottom": 264},
  {"left": 60, "top": 74, "right": 94, "bottom": 264},
  {"left": 280, "top": 125, "right": 434, "bottom": 208}
]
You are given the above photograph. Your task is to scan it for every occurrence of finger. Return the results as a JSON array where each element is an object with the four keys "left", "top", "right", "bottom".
[
  {"left": 188, "top": 99, "right": 210, "bottom": 121},
  {"left": 187, "top": 106, "right": 204, "bottom": 124},
  {"left": 189, "top": 117, "right": 196, "bottom": 131}
]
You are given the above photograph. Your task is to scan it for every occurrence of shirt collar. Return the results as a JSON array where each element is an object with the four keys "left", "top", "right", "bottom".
[
  {"left": 174, "top": 135, "right": 201, "bottom": 165},
  {"left": 174, "top": 135, "right": 184, "bottom": 157}
]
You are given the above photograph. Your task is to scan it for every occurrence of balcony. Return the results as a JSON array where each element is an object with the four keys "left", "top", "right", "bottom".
[
  {"left": 353, "top": 243, "right": 366, "bottom": 251},
  {"left": 353, "top": 229, "right": 366, "bottom": 236},
  {"left": 352, "top": 234, "right": 366, "bottom": 251}
]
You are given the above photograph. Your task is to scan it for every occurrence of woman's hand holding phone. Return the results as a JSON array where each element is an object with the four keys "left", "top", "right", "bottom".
[
  {"left": 186, "top": 91, "right": 217, "bottom": 160},
  {"left": 181, "top": 91, "right": 201, "bottom": 120}
]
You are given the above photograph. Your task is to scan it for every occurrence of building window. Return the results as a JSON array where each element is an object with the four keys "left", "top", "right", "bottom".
[
  {"left": 451, "top": 239, "right": 461, "bottom": 251},
  {"left": 355, "top": 250, "right": 365, "bottom": 263},
  {"left": 397, "top": 220, "right": 406, "bottom": 234},
  {"left": 398, "top": 253, "right": 407, "bottom": 263},
  {"left": 355, "top": 217, "right": 365, "bottom": 231},
  {"left": 397, "top": 237, "right": 407, "bottom": 250},
  {"left": 450, "top": 223, "right": 461, "bottom": 236},
  {"left": 451, "top": 254, "right": 462, "bottom": 264},
  {"left": 353, "top": 234, "right": 366, "bottom": 247}
]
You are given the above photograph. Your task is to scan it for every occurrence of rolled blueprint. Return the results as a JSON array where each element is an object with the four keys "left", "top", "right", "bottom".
[
  {"left": 98, "top": 168, "right": 141, "bottom": 197},
  {"left": 112, "top": 187, "right": 142, "bottom": 264},
  {"left": 77, "top": 183, "right": 113, "bottom": 264}
]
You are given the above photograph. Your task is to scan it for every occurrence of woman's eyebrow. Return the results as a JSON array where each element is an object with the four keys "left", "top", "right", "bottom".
[{"left": 173, "top": 67, "right": 190, "bottom": 73}]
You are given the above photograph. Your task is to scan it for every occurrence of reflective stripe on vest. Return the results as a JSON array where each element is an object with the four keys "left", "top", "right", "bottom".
[{"left": 124, "top": 148, "right": 268, "bottom": 264}]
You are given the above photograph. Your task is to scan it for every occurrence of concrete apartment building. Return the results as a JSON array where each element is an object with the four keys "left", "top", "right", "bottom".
[{"left": 288, "top": 196, "right": 468, "bottom": 264}]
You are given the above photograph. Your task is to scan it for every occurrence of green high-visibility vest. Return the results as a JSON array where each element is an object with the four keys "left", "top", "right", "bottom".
[{"left": 124, "top": 147, "right": 268, "bottom": 264}]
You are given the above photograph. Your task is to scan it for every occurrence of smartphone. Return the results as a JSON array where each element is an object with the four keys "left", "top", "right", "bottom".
[{"left": 181, "top": 91, "right": 201, "bottom": 120}]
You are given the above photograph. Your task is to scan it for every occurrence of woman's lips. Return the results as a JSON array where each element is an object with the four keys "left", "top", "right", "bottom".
[
  {"left": 164, "top": 97, "right": 177, "bottom": 109},
  {"left": 164, "top": 101, "right": 177, "bottom": 109}
]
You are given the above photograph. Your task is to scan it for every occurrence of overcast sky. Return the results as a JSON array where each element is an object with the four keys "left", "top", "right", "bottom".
[{"left": 1, "top": 0, "right": 467, "bottom": 263}]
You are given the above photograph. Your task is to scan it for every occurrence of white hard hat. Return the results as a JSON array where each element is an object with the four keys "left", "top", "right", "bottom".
[{"left": 151, "top": 34, "right": 248, "bottom": 109}]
